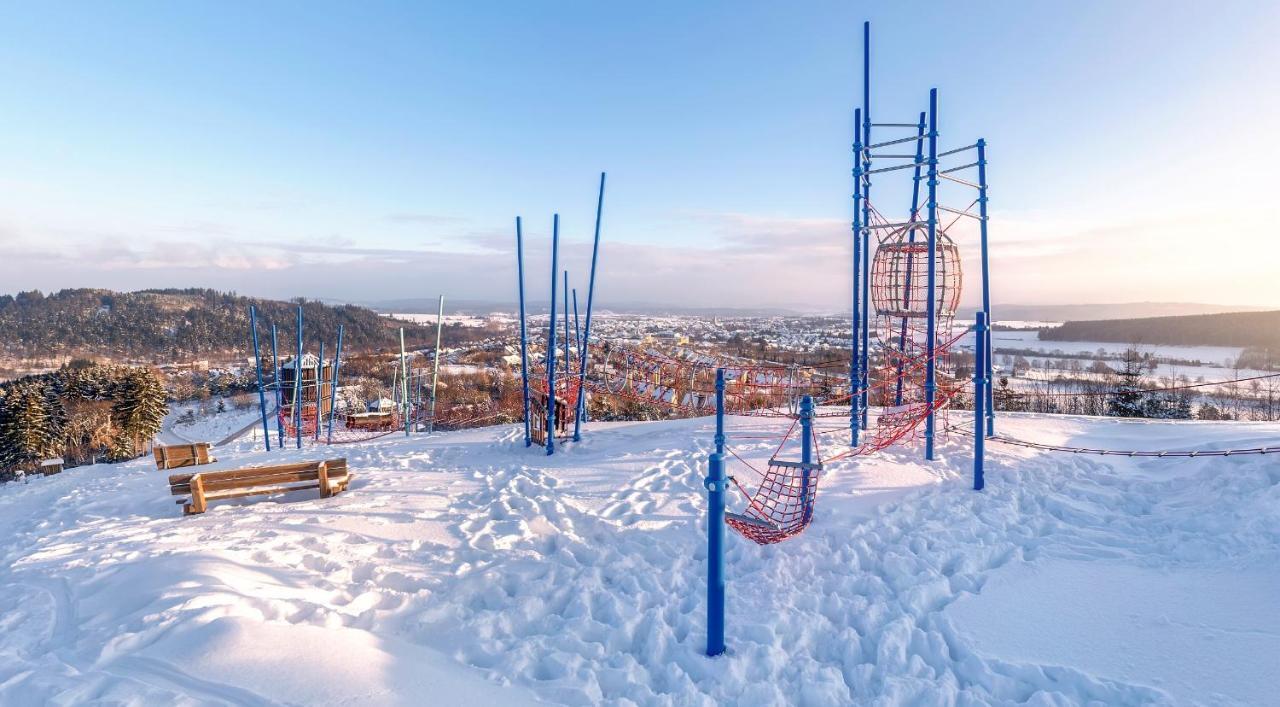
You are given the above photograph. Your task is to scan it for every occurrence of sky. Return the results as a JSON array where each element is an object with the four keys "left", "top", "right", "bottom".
[{"left": 1, "top": 1, "right": 1278, "bottom": 311}]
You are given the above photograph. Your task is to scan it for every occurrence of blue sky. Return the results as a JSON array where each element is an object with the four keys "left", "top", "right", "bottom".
[{"left": 1, "top": 2, "right": 1277, "bottom": 310}]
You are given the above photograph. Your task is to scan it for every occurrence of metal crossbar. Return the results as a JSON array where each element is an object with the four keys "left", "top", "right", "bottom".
[
  {"left": 939, "top": 172, "right": 981, "bottom": 189},
  {"left": 937, "top": 143, "right": 977, "bottom": 158},
  {"left": 867, "top": 161, "right": 926, "bottom": 174},
  {"left": 867, "top": 134, "right": 926, "bottom": 149},
  {"left": 937, "top": 204, "right": 982, "bottom": 219},
  {"left": 940, "top": 161, "right": 980, "bottom": 174}
]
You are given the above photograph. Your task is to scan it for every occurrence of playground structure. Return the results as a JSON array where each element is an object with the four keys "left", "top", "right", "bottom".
[
  {"left": 246, "top": 299, "right": 476, "bottom": 450},
  {"left": 515, "top": 173, "right": 608, "bottom": 455}
]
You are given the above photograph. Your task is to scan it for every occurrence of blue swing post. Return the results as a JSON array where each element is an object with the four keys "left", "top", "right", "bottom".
[
  {"left": 294, "top": 305, "right": 304, "bottom": 450},
  {"left": 924, "top": 88, "right": 939, "bottom": 461},
  {"left": 973, "top": 312, "right": 988, "bottom": 490},
  {"left": 546, "top": 214, "right": 560, "bottom": 456},
  {"left": 574, "top": 172, "right": 606, "bottom": 442},
  {"left": 327, "top": 325, "right": 343, "bottom": 444},
  {"left": 851, "top": 107, "right": 863, "bottom": 447},
  {"left": 799, "top": 394, "right": 814, "bottom": 523},
  {"left": 977, "top": 138, "right": 994, "bottom": 438},
  {"left": 271, "top": 323, "right": 284, "bottom": 448},
  {"left": 428, "top": 295, "right": 444, "bottom": 434},
  {"left": 563, "top": 271, "right": 571, "bottom": 376},
  {"left": 249, "top": 306, "right": 272, "bottom": 451},
  {"left": 516, "top": 217, "right": 532, "bottom": 447},
  {"left": 705, "top": 368, "right": 727, "bottom": 657},
  {"left": 316, "top": 341, "right": 324, "bottom": 442},
  {"left": 572, "top": 288, "right": 582, "bottom": 368}
]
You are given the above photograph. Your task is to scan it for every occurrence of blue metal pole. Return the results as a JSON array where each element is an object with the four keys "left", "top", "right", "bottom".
[
  {"left": 547, "top": 214, "right": 560, "bottom": 456},
  {"left": 860, "top": 20, "right": 872, "bottom": 431},
  {"left": 316, "top": 341, "right": 324, "bottom": 441},
  {"left": 249, "top": 306, "right": 271, "bottom": 451},
  {"left": 705, "top": 367, "right": 726, "bottom": 657},
  {"left": 800, "top": 394, "right": 814, "bottom": 523},
  {"left": 294, "top": 305, "right": 303, "bottom": 450},
  {"left": 973, "top": 312, "right": 987, "bottom": 490},
  {"left": 574, "top": 172, "right": 606, "bottom": 442},
  {"left": 924, "top": 88, "right": 939, "bottom": 462},
  {"left": 327, "top": 325, "right": 343, "bottom": 444},
  {"left": 516, "top": 217, "right": 532, "bottom": 447},
  {"left": 977, "top": 138, "right": 994, "bottom": 438},
  {"left": 851, "top": 107, "right": 862, "bottom": 447},
  {"left": 895, "top": 112, "right": 928, "bottom": 407},
  {"left": 271, "top": 323, "right": 284, "bottom": 448},
  {"left": 563, "top": 270, "right": 571, "bottom": 378}
]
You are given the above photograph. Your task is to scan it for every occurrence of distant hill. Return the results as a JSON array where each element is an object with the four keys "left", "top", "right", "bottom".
[
  {"left": 1041, "top": 310, "right": 1280, "bottom": 349},
  {"left": 0, "top": 288, "right": 442, "bottom": 362},
  {"left": 968, "top": 302, "right": 1271, "bottom": 323}
]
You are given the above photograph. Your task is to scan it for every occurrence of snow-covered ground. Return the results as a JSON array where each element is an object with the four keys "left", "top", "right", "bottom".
[
  {"left": 1, "top": 411, "right": 1276, "bottom": 705},
  {"left": 162, "top": 400, "right": 273, "bottom": 447}
]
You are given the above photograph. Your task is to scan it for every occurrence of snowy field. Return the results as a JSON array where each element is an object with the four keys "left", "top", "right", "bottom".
[{"left": 1, "top": 411, "right": 1277, "bottom": 705}]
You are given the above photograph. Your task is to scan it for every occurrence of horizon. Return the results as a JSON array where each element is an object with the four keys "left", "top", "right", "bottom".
[{"left": 2, "top": 2, "right": 1278, "bottom": 310}]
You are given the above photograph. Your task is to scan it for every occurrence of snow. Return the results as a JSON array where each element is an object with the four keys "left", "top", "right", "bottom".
[{"left": 1, "top": 410, "right": 1277, "bottom": 705}]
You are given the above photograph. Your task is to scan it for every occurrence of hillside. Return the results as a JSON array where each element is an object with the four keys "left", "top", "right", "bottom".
[
  {"left": 972, "top": 301, "right": 1270, "bottom": 322},
  {"left": 0, "top": 413, "right": 1275, "bottom": 704},
  {"left": 1041, "top": 309, "right": 1280, "bottom": 350},
  {"left": 0, "top": 288, "right": 444, "bottom": 362}
]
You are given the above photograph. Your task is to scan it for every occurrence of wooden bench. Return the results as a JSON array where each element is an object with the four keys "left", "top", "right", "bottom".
[
  {"left": 155, "top": 442, "right": 216, "bottom": 470},
  {"left": 168, "top": 458, "right": 352, "bottom": 515}
]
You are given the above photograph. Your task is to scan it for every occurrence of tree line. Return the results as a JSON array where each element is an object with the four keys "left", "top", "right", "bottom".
[{"left": 0, "top": 362, "right": 167, "bottom": 481}]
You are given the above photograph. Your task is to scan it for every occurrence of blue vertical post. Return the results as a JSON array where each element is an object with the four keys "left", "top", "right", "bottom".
[
  {"left": 316, "top": 341, "right": 324, "bottom": 441},
  {"left": 271, "top": 323, "right": 284, "bottom": 447},
  {"left": 400, "top": 327, "right": 410, "bottom": 437},
  {"left": 894, "top": 112, "right": 928, "bottom": 406},
  {"left": 516, "top": 217, "right": 532, "bottom": 447},
  {"left": 705, "top": 368, "right": 727, "bottom": 657},
  {"left": 977, "top": 138, "right": 994, "bottom": 438},
  {"left": 860, "top": 20, "right": 872, "bottom": 431},
  {"left": 800, "top": 394, "right": 814, "bottom": 522},
  {"left": 294, "top": 305, "right": 304, "bottom": 450},
  {"left": 574, "top": 172, "right": 606, "bottom": 442},
  {"left": 546, "top": 214, "right": 560, "bottom": 456},
  {"left": 249, "top": 306, "right": 272, "bottom": 451},
  {"left": 327, "top": 325, "right": 343, "bottom": 444},
  {"left": 924, "top": 88, "right": 939, "bottom": 461},
  {"left": 850, "top": 107, "right": 862, "bottom": 447},
  {"left": 973, "top": 312, "right": 988, "bottom": 490}
]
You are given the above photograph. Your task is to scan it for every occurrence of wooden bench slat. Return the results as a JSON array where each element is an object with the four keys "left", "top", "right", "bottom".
[{"left": 171, "top": 470, "right": 349, "bottom": 495}]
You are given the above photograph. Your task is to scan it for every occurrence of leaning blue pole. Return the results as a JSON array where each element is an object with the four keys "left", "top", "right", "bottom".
[
  {"left": 705, "top": 368, "right": 727, "bottom": 657},
  {"left": 271, "top": 323, "right": 284, "bottom": 448},
  {"left": 249, "top": 306, "right": 272, "bottom": 451},
  {"left": 326, "top": 325, "right": 343, "bottom": 444},
  {"left": 977, "top": 138, "right": 994, "bottom": 438},
  {"left": 572, "top": 288, "right": 582, "bottom": 366},
  {"left": 924, "top": 88, "right": 939, "bottom": 462},
  {"left": 850, "top": 107, "right": 863, "bottom": 447},
  {"left": 516, "top": 217, "right": 532, "bottom": 447},
  {"left": 973, "top": 312, "right": 988, "bottom": 490},
  {"left": 294, "top": 305, "right": 304, "bottom": 450},
  {"left": 860, "top": 20, "right": 872, "bottom": 431},
  {"left": 399, "top": 327, "right": 410, "bottom": 438},
  {"left": 894, "top": 112, "right": 928, "bottom": 406},
  {"left": 573, "top": 172, "right": 606, "bottom": 442},
  {"left": 546, "top": 214, "right": 560, "bottom": 456}
]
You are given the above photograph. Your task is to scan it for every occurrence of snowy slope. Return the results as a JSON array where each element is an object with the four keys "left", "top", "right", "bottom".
[{"left": 1, "top": 412, "right": 1276, "bottom": 705}]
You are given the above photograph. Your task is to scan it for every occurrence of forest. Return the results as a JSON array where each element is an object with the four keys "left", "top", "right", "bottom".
[
  {"left": 0, "top": 362, "right": 167, "bottom": 481},
  {"left": 1041, "top": 310, "right": 1280, "bottom": 350},
  {"left": 0, "top": 288, "right": 460, "bottom": 362}
]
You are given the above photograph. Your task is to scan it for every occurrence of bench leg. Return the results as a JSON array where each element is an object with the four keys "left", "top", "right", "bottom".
[
  {"left": 185, "top": 474, "right": 207, "bottom": 515},
  {"left": 317, "top": 461, "right": 330, "bottom": 499}
]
